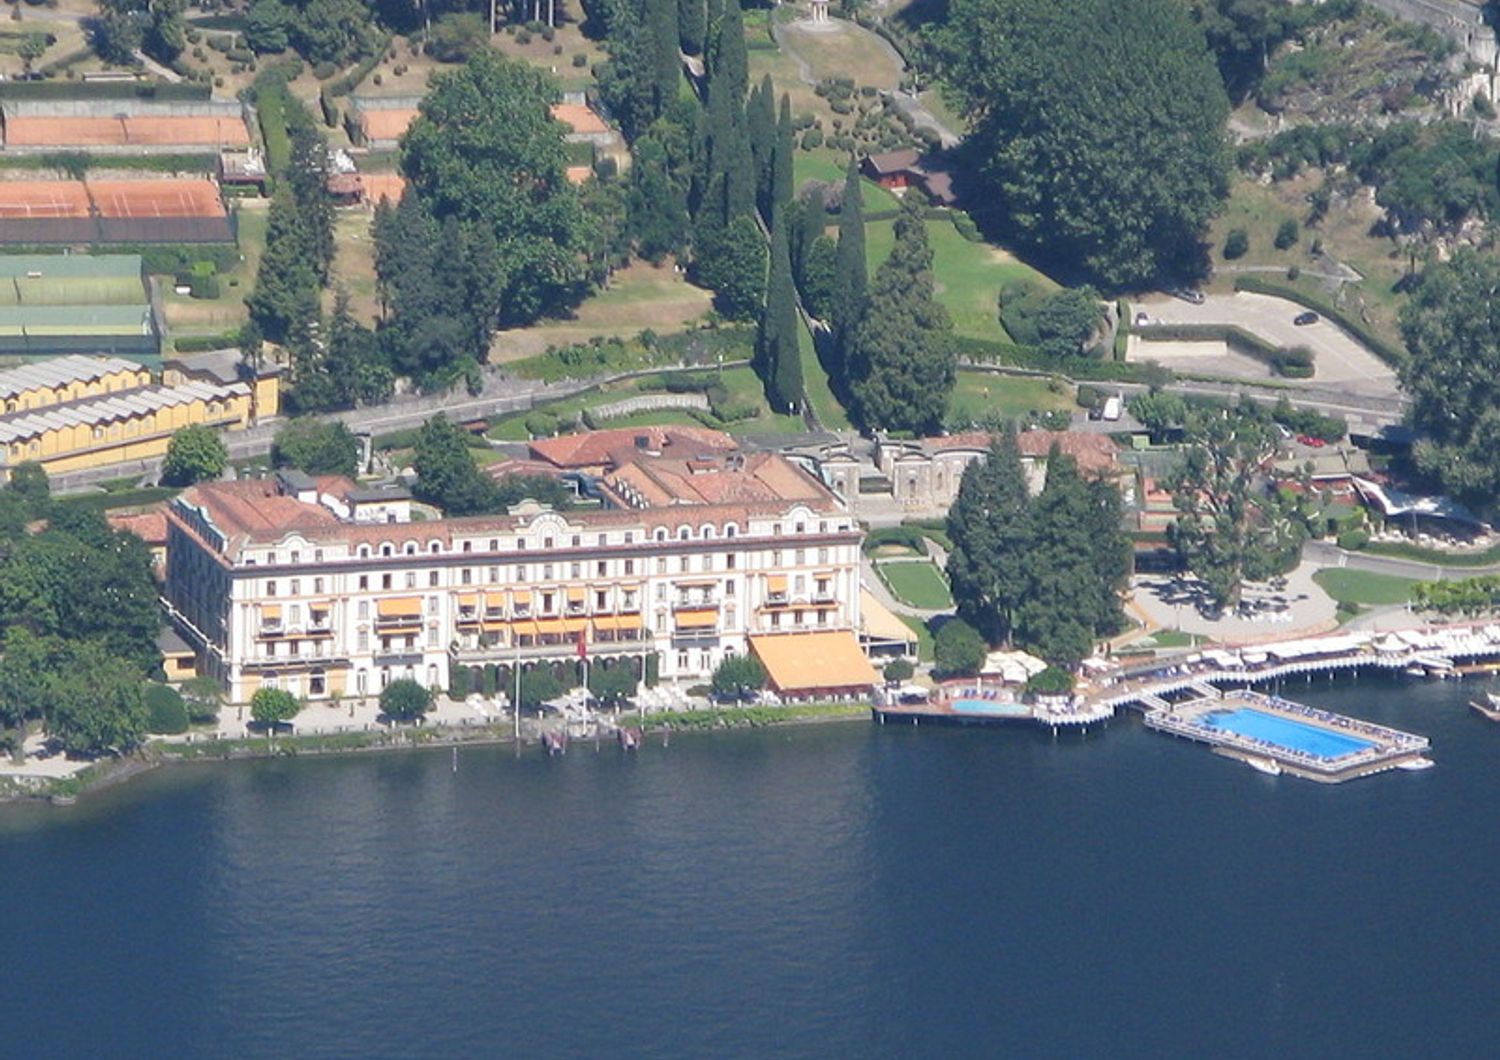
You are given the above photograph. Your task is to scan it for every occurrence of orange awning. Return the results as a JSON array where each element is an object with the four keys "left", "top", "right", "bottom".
[
  {"left": 537, "top": 618, "right": 586, "bottom": 636},
  {"left": 260, "top": 604, "right": 282, "bottom": 621},
  {"left": 614, "top": 613, "right": 643, "bottom": 630},
  {"left": 750, "top": 631, "right": 879, "bottom": 693},
  {"left": 377, "top": 596, "right": 423, "bottom": 618},
  {"left": 456, "top": 593, "right": 479, "bottom": 609},
  {"left": 766, "top": 574, "right": 788, "bottom": 594},
  {"left": 566, "top": 586, "right": 586, "bottom": 602},
  {"left": 676, "top": 609, "right": 718, "bottom": 630},
  {"left": 483, "top": 591, "right": 506, "bottom": 611},
  {"left": 511, "top": 620, "right": 539, "bottom": 639},
  {"left": 593, "top": 615, "right": 618, "bottom": 632},
  {"left": 511, "top": 589, "right": 533, "bottom": 605}
]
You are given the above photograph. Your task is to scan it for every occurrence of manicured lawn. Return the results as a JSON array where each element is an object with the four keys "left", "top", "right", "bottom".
[
  {"left": 877, "top": 560, "right": 954, "bottom": 610},
  {"left": 864, "top": 217, "right": 1058, "bottom": 342},
  {"left": 1312, "top": 568, "right": 1419, "bottom": 606},
  {"left": 793, "top": 152, "right": 903, "bottom": 214},
  {"left": 162, "top": 203, "right": 267, "bottom": 343},
  {"left": 900, "top": 614, "right": 936, "bottom": 663},
  {"left": 946, "top": 369, "right": 1074, "bottom": 423},
  {"left": 799, "top": 317, "right": 853, "bottom": 430}
]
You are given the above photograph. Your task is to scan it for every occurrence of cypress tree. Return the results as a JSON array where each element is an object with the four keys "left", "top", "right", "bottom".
[
  {"left": 758, "top": 208, "right": 802, "bottom": 412},
  {"left": 710, "top": 0, "right": 748, "bottom": 109},
  {"left": 946, "top": 430, "right": 1032, "bottom": 646},
  {"left": 795, "top": 184, "right": 825, "bottom": 279},
  {"left": 746, "top": 75, "right": 776, "bottom": 222},
  {"left": 799, "top": 234, "right": 837, "bottom": 320},
  {"left": 772, "top": 93, "right": 795, "bottom": 218},
  {"left": 830, "top": 158, "right": 867, "bottom": 374},
  {"left": 847, "top": 195, "right": 954, "bottom": 432},
  {"left": 629, "top": 136, "right": 690, "bottom": 262},
  {"left": 679, "top": 0, "right": 707, "bottom": 55},
  {"left": 647, "top": 0, "right": 681, "bottom": 117}
]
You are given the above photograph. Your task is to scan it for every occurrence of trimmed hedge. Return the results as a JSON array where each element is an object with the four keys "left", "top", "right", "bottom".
[
  {"left": 0, "top": 152, "right": 217, "bottom": 174},
  {"left": 1231, "top": 275, "right": 1408, "bottom": 368},
  {"left": 949, "top": 334, "right": 1170, "bottom": 383},
  {"left": 174, "top": 331, "right": 241, "bottom": 353},
  {"left": 0, "top": 243, "right": 241, "bottom": 272}
]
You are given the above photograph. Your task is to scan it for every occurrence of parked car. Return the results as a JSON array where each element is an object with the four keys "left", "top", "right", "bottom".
[
  {"left": 1294, "top": 311, "right": 1320, "bottom": 326},
  {"left": 1134, "top": 310, "right": 1150, "bottom": 326},
  {"left": 1170, "top": 288, "right": 1206, "bottom": 305},
  {"left": 1297, "top": 434, "right": 1327, "bottom": 448}
]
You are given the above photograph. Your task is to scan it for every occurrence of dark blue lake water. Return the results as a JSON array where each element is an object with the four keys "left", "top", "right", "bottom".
[{"left": 2, "top": 674, "right": 1497, "bottom": 1059}]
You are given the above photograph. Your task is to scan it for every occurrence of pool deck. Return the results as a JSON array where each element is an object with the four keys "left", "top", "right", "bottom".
[
  {"left": 1143, "top": 690, "right": 1431, "bottom": 783},
  {"left": 872, "top": 692, "right": 1113, "bottom": 731}
]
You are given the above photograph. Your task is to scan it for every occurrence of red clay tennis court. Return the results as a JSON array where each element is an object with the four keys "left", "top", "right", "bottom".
[
  {"left": 86, "top": 179, "right": 227, "bottom": 219},
  {"left": 0, "top": 181, "right": 93, "bottom": 219},
  {"left": 3, "top": 116, "right": 251, "bottom": 149},
  {"left": 359, "top": 172, "right": 406, "bottom": 205}
]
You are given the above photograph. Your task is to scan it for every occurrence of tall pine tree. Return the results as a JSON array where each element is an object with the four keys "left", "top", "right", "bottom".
[
  {"left": 829, "top": 158, "right": 867, "bottom": 376},
  {"left": 847, "top": 195, "right": 954, "bottom": 432},
  {"left": 757, "top": 208, "right": 802, "bottom": 412}
]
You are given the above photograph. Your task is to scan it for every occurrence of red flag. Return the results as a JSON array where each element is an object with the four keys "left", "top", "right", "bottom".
[{"left": 576, "top": 629, "right": 587, "bottom": 659}]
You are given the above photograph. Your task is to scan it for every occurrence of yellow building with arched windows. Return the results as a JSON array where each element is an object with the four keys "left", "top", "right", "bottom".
[{"left": 0, "top": 354, "right": 272, "bottom": 477}]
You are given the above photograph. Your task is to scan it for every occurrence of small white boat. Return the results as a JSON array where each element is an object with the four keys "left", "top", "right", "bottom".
[
  {"left": 1403, "top": 666, "right": 1427, "bottom": 678},
  {"left": 1470, "top": 696, "right": 1500, "bottom": 722},
  {"left": 1397, "top": 757, "right": 1435, "bottom": 771},
  {"left": 1244, "top": 755, "right": 1282, "bottom": 776}
]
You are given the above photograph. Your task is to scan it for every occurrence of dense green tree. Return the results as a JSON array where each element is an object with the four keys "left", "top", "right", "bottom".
[
  {"left": 830, "top": 159, "right": 867, "bottom": 374},
  {"left": 848, "top": 198, "right": 954, "bottom": 432},
  {"left": 380, "top": 678, "right": 434, "bottom": 722},
  {"left": 1167, "top": 407, "right": 1305, "bottom": 609},
  {"left": 795, "top": 185, "right": 826, "bottom": 277},
  {"left": 999, "top": 283, "right": 1105, "bottom": 359},
  {"left": 757, "top": 210, "right": 802, "bottom": 412},
  {"left": 799, "top": 235, "right": 837, "bottom": 321},
  {"left": 491, "top": 473, "right": 573, "bottom": 512},
  {"left": 587, "top": 665, "right": 637, "bottom": 707},
  {"left": 711, "top": 653, "right": 766, "bottom": 698},
  {"left": 161, "top": 425, "right": 228, "bottom": 487},
  {"left": 679, "top": 0, "right": 707, "bottom": 54},
  {"left": 519, "top": 666, "right": 563, "bottom": 708},
  {"left": 426, "top": 12, "right": 489, "bottom": 62},
  {"left": 708, "top": 0, "right": 748, "bottom": 113},
  {"left": 96, "top": 0, "right": 185, "bottom": 65},
  {"left": 0, "top": 628, "right": 61, "bottom": 751},
  {"left": 1128, "top": 391, "right": 1189, "bottom": 441},
  {"left": 747, "top": 75, "right": 777, "bottom": 219},
  {"left": 704, "top": 213, "right": 768, "bottom": 321},
  {"left": 272, "top": 419, "right": 361, "bottom": 479},
  {"left": 628, "top": 135, "right": 691, "bottom": 262},
  {"left": 1014, "top": 453, "right": 1108, "bottom": 666},
  {"left": 245, "top": 0, "right": 293, "bottom": 52},
  {"left": 942, "top": 0, "right": 1230, "bottom": 286},
  {"left": 402, "top": 51, "right": 589, "bottom": 327},
  {"left": 144, "top": 684, "right": 189, "bottom": 735},
  {"left": 411, "top": 416, "right": 497, "bottom": 516},
  {"left": 934, "top": 617, "right": 986, "bottom": 676},
  {"left": 249, "top": 687, "right": 302, "bottom": 730},
  {"left": 946, "top": 432, "right": 1032, "bottom": 644},
  {"left": 247, "top": 189, "right": 321, "bottom": 342},
  {"left": 5, "top": 462, "right": 51, "bottom": 520},
  {"left": 0, "top": 516, "right": 162, "bottom": 673},
  {"left": 646, "top": 0, "right": 682, "bottom": 115},
  {"left": 46, "top": 643, "right": 148, "bottom": 756},
  {"left": 771, "top": 94, "right": 794, "bottom": 217},
  {"left": 1398, "top": 249, "right": 1500, "bottom": 508}
]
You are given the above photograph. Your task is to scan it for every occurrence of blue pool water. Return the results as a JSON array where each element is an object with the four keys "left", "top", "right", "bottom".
[
  {"left": 1201, "top": 707, "right": 1375, "bottom": 760},
  {"left": 951, "top": 698, "right": 1029, "bottom": 717}
]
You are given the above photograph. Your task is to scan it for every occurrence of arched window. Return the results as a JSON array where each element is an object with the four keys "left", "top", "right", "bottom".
[
  {"left": 678, "top": 527, "right": 690, "bottom": 541},
  {"left": 381, "top": 543, "right": 393, "bottom": 557},
  {"left": 358, "top": 545, "right": 371, "bottom": 558},
  {"left": 725, "top": 525, "right": 737, "bottom": 539}
]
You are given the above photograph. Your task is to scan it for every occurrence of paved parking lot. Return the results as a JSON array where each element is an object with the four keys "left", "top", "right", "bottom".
[{"left": 1134, "top": 292, "right": 1400, "bottom": 398}]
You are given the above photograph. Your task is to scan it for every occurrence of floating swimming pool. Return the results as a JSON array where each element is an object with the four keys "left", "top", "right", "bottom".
[
  {"left": 1199, "top": 707, "right": 1374, "bottom": 760},
  {"left": 950, "top": 699, "right": 1029, "bottom": 718}
]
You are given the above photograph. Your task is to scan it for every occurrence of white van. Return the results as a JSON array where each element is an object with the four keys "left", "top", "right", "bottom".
[{"left": 1101, "top": 395, "right": 1122, "bottom": 422}]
